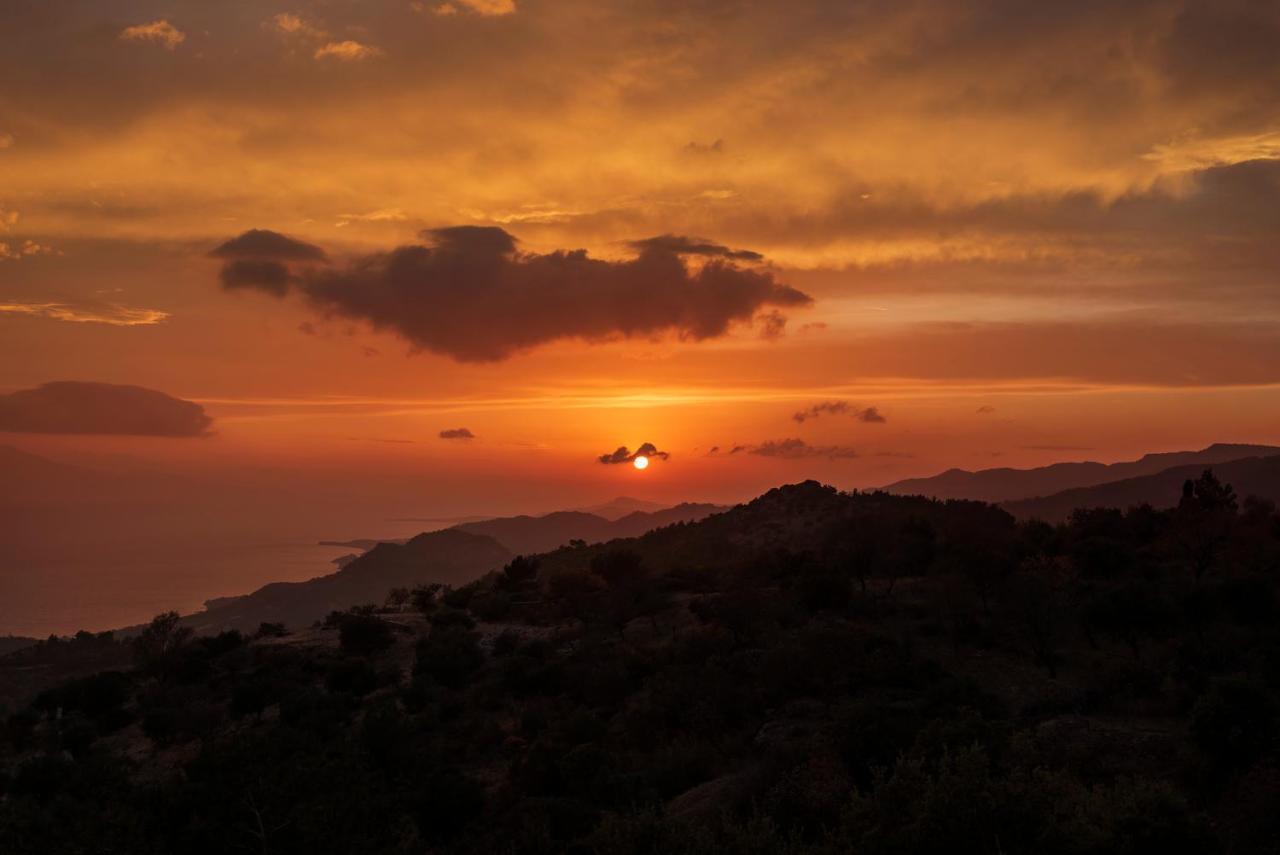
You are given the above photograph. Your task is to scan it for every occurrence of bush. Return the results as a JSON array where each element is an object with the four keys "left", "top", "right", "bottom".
[{"left": 339, "top": 615, "right": 396, "bottom": 657}]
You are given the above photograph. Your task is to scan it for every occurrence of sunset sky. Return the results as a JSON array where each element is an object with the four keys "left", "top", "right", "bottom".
[{"left": 3, "top": 0, "right": 1280, "bottom": 516}]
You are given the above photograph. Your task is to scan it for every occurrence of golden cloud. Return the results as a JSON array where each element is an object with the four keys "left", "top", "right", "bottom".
[{"left": 119, "top": 20, "right": 185, "bottom": 50}]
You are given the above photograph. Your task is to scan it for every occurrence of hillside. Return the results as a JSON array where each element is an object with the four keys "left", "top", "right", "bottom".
[
  {"left": 883, "top": 442, "right": 1280, "bottom": 503},
  {"left": 5, "top": 477, "right": 1279, "bottom": 852},
  {"left": 453, "top": 502, "right": 725, "bottom": 554},
  {"left": 1004, "top": 453, "right": 1280, "bottom": 521},
  {"left": 186, "top": 529, "right": 512, "bottom": 633}
]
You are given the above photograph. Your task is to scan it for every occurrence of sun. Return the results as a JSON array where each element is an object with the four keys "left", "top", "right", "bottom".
[{"left": 633, "top": 455, "right": 649, "bottom": 470}]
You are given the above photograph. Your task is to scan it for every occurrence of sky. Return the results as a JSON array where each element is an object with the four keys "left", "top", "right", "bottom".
[{"left": 3, "top": 0, "right": 1280, "bottom": 520}]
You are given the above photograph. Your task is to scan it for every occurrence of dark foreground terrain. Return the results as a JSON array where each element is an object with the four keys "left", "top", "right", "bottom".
[{"left": 3, "top": 473, "right": 1280, "bottom": 853}]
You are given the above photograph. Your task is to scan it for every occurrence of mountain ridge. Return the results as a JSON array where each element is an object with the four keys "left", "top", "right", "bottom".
[
  {"left": 1002, "top": 453, "right": 1280, "bottom": 521},
  {"left": 882, "top": 442, "right": 1280, "bottom": 503}
]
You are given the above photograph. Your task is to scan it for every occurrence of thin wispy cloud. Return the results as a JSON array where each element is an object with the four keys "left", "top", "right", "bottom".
[
  {"left": 119, "top": 20, "right": 185, "bottom": 50},
  {"left": 0, "top": 301, "right": 168, "bottom": 326},
  {"left": 314, "top": 40, "right": 383, "bottom": 61}
]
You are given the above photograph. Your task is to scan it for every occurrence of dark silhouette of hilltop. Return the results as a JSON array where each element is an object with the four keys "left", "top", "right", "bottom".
[
  {"left": 187, "top": 529, "right": 512, "bottom": 633},
  {"left": 1004, "top": 453, "right": 1280, "bottom": 521},
  {"left": 453, "top": 502, "right": 725, "bottom": 554},
  {"left": 575, "top": 496, "right": 668, "bottom": 520},
  {"left": 883, "top": 442, "right": 1279, "bottom": 503}
]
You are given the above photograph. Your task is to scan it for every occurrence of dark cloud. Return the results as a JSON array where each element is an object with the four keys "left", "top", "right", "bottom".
[
  {"left": 598, "top": 442, "right": 669, "bottom": 464},
  {"left": 213, "top": 226, "right": 808, "bottom": 361},
  {"left": 0, "top": 381, "right": 212, "bottom": 437},
  {"left": 792, "top": 401, "right": 886, "bottom": 424},
  {"left": 749, "top": 438, "right": 858, "bottom": 459},
  {"left": 208, "top": 229, "right": 327, "bottom": 261},
  {"left": 976, "top": 405, "right": 997, "bottom": 414},
  {"left": 628, "top": 234, "right": 763, "bottom": 261},
  {"left": 439, "top": 427, "right": 475, "bottom": 440},
  {"left": 219, "top": 259, "right": 292, "bottom": 295}
]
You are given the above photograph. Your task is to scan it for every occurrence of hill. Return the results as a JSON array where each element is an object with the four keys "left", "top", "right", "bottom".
[
  {"left": 186, "top": 529, "right": 512, "bottom": 633},
  {"left": 453, "top": 502, "right": 725, "bottom": 554},
  {"left": 1003, "top": 453, "right": 1280, "bottom": 521},
  {"left": 575, "top": 496, "right": 668, "bottom": 520},
  {"left": 882, "top": 442, "right": 1280, "bottom": 503}
]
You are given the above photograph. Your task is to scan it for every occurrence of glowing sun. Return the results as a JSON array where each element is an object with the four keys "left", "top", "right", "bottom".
[{"left": 633, "top": 455, "right": 649, "bottom": 470}]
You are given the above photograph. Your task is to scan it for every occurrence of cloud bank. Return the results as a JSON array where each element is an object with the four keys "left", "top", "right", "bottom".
[
  {"left": 213, "top": 226, "right": 810, "bottom": 361},
  {"left": 439, "top": 427, "right": 476, "bottom": 440},
  {"left": 0, "top": 382, "right": 212, "bottom": 436}
]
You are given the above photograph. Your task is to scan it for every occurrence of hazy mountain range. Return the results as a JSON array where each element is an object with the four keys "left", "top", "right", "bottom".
[
  {"left": 186, "top": 502, "right": 726, "bottom": 632},
  {"left": 1002, "top": 453, "right": 1280, "bottom": 521},
  {"left": 882, "top": 443, "right": 1279, "bottom": 504}
]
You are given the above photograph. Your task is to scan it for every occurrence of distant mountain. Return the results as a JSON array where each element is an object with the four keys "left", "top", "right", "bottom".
[
  {"left": 321, "top": 503, "right": 728, "bottom": 558},
  {"left": 1003, "top": 453, "right": 1280, "bottom": 522},
  {"left": 453, "top": 503, "right": 726, "bottom": 554},
  {"left": 882, "top": 443, "right": 1280, "bottom": 503},
  {"left": 188, "top": 529, "right": 512, "bottom": 633},
  {"left": 575, "top": 496, "right": 667, "bottom": 520}
]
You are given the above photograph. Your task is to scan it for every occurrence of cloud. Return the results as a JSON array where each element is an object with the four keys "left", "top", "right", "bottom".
[
  {"left": 628, "top": 234, "right": 763, "bottom": 261},
  {"left": 0, "top": 301, "right": 168, "bottom": 326},
  {"left": 439, "top": 427, "right": 475, "bottom": 440},
  {"left": 336, "top": 208, "right": 409, "bottom": 228},
  {"left": 219, "top": 260, "right": 293, "bottom": 296},
  {"left": 0, "top": 240, "right": 52, "bottom": 260},
  {"left": 119, "top": 20, "right": 185, "bottom": 50},
  {"left": 209, "top": 229, "right": 327, "bottom": 261},
  {"left": 748, "top": 438, "right": 858, "bottom": 459},
  {"left": 0, "top": 382, "right": 211, "bottom": 436},
  {"left": 976, "top": 405, "right": 996, "bottom": 414},
  {"left": 792, "top": 401, "right": 886, "bottom": 424},
  {"left": 269, "top": 13, "right": 327, "bottom": 39},
  {"left": 314, "top": 40, "right": 383, "bottom": 61},
  {"left": 213, "top": 226, "right": 811, "bottom": 361},
  {"left": 423, "top": 0, "right": 517, "bottom": 16},
  {"left": 598, "top": 442, "right": 669, "bottom": 465}
]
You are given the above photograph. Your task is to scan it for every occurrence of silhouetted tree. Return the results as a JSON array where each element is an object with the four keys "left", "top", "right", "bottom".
[
  {"left": 1175, "top": 470, "right": 1239, "bottom": 581},
  {"left": 133, "top": 611, "right": 193, "bottom": 677}
]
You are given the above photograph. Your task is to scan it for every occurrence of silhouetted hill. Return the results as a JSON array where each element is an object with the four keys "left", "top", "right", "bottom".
[
  {"left": 451, "top": 503, "right": 726, "bottom": 554},
  {"left": 1004, "top": 453, "right": 1280, "bottom": 521},
  {"left": 532, "top": 481, "right": 1010, "bottom": 583},
  {"left": 575, "top": 496, "right": 667, "bottom": 520},
  {"left": 319, "top": 504, "right": 725, "bottom": 559},
  {"left": 883, "top": 442, "right": 1280, "bottom": 502},
  {"left": 188, "top": 529, "right": 511, "bottom": 633}
]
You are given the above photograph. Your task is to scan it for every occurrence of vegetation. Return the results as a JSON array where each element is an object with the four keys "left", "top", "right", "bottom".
[{"left": 3, "top": 475, "right": 1280, "bottom": 853}]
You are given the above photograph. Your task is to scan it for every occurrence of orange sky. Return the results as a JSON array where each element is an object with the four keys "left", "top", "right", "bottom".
[{"left": 3, "top": 0, "right": 1280, "bottom": 514}]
